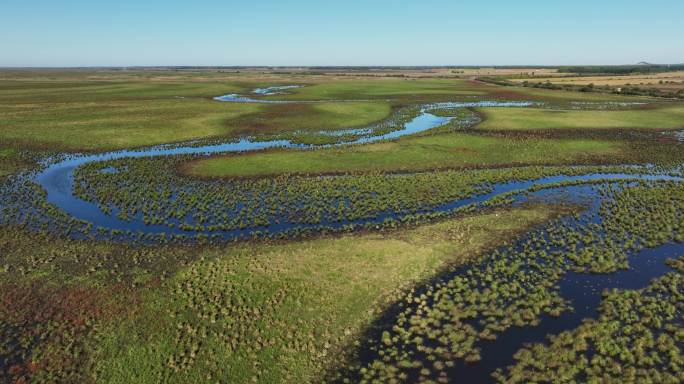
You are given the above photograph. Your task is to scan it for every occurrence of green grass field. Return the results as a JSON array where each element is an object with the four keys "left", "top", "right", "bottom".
[
  {"left": 0, "top": 73, "right": 657, "bottom": 153},
  {"left": 0, "top": 148, "right": 23, "bottom": 177},
  {"left": 89, "top": 206, "right": 564, "bottom": 383},
  {"left": 0, "top": 204, "right": 563, "bottom": 383},
  {"left": 492, "top": 84, "right": 650, "bottom": 102},
  {"left": 224, "top": 101, "right": 391, "bottom": 137},
  {"left": 183, "top": 132, "right": 624, "bottom": 177},
  {"left": 0, "top": 80, "right": 243, "bottom": 103},
  {"left": 0, "top": 79, "right": 394, "bottom": 151},
  {"left": 0, "top": 75, "right": 488, "bottom": 152},
  {"left": 0, "top": 98, "right": 261, "bottom": 151},
  {"left": 265, "top": 78, "right": 486, "bottom": 101},
  {"left": 478, "top": 105, "right": 684, "bottom": 130}
]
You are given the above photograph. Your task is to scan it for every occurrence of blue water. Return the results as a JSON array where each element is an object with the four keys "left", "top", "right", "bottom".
[
  {"left": 214, "top": 84, "right": 301, "bottom": 102},
  {"left": 252, "top": 85, "right": 302, "bottom": 95}
]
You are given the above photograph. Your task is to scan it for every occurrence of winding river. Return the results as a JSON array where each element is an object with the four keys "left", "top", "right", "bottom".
[{"left": 17, "top": 93, "right": 539, "bottom": 240}]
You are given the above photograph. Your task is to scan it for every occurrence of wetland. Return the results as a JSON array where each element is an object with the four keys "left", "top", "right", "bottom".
[{"left": 1, "top": 69, "right": 683, "bottom": 383}]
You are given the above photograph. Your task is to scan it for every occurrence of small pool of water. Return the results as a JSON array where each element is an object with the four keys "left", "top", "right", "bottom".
[
  {"left": 252, "top": 85, "right": 302, "bottom": 95},
  {"left": 98, "top": 166, "right": 119, "bottom": 174},
  {"left": 214, "top": 85, "right": 302, "bottom": 102},
  {"left": 674, "top": 130, "right": 684, "bottom": 142}
]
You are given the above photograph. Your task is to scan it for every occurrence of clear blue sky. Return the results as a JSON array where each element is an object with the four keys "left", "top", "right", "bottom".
[{"left": 1, "top": 0, "right": 682, "bottom": 67}]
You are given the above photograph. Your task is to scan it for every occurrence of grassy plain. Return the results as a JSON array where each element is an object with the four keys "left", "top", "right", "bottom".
[
  {"left": 478, "top": 105, "right": 684, "bottom": 130},
  {"left": 479, "top": 82, "right": 650, "bottom": 102},
  {"left": 0, "top": 69, "right": 657, "bottom": 154},
  {"left": 0, "top": 74, "right": 482, "bottom": 152},
  {"left": 0, "top": 98, "right": 258, "bottom": 151},
  {"left": 0, "top": 206, "right": 565, "bottom": 383},
  {"left": 265, "top": 78, "right": 485, "bottom": 101},
  {"left": 92, "top": 206, "right": 565, "bottom": 383},
  {"left": 225, "top": 101, "right": 391, "bottom": 136},
  {"left": 182, "top": 133, "right": 623, "bottom": 177}
]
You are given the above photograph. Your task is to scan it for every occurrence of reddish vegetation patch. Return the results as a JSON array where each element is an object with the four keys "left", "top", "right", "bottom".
[
  {"left": 450, "top": 147, "right": 479, "bottom": 154},
  {"left": 227, "top": 103, "right": 314, "bottom": 135},
  {"left": 0, "top": 281, "right": 135, "bottom": 383}
]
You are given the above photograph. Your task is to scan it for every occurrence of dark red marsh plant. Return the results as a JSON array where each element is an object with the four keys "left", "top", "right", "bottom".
[{"left": 0, "top": 280, "right": 137, "bottom": 383}]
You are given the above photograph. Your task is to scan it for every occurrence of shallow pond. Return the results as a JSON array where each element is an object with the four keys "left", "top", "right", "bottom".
[
  {"left": 214, "top": 84, "right": 302, "bottom": 102},
  {"left": 252, "top": 85, "right": 302, "bottom": 95},
  {"left": 674, "top": 130, "right": 684, "bottom": 142}
]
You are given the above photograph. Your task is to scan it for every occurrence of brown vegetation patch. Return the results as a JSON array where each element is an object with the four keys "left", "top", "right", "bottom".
[
  {"left": 0, "top": 280, "right": 136, "bottom": 383},
  {"left": 224, "top": 103, "right": 314, "bottom": 136}
]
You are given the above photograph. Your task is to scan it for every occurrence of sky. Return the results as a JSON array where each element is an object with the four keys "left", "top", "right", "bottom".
[{"left": 1, "top": 0, "right": 683, "bottom": 67}]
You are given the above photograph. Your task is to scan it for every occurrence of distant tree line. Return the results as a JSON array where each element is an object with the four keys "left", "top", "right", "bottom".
[{"left": 558, "top": 64, "right": 684, "bottom": 75}]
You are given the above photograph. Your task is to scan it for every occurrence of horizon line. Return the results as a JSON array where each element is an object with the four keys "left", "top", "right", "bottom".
[{"left": 2, "top": 63, "right": 684, "bottom": 70}]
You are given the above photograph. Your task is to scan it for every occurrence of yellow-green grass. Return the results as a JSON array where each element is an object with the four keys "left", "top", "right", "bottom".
[
  {"left": 478, "top": 105, "right": 684, "bottom": 131},
  {"left": 260, "top": 78, "right": 645, "bottom": 103},
  {"left": 268, "top": 78, "right": 486, "bottom": 101},
  {"left": 225, "top": 101, "right": 391, "bottom": 137},
  {"left": 0, "top": 78, "right": 391, "bottom": 151},
  {"left": 0, "top": 99, "right": 262, "bottom": 151},
  {"left": 94, "top": 206, "right": 567, "bottom": 383},
  {"left": 1, "top": 73, "right": 649, "bottom": 153},
  {"left": 0, "top": 79, "right": 254, "bottom": 151},
  {"left": 0, "top": 71, "right": 664, "bottom": 158},
  {"left": 0, "top": 148, "right": 23, "bottom": 177},
  {"left": 479, "top": 82, "right": 652, "bottom": 102},
  {"left": 0, "top": 76, "right": 476, "bottom": 152},
  {"left": 314, "top": 102, "right": 390, "bottom": 127},
  {"left": 183, "top": 132, "right": 624, "bottom": 177},
  {"left": 0, "top": 80, "right": 244, "bottom": 104}
]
